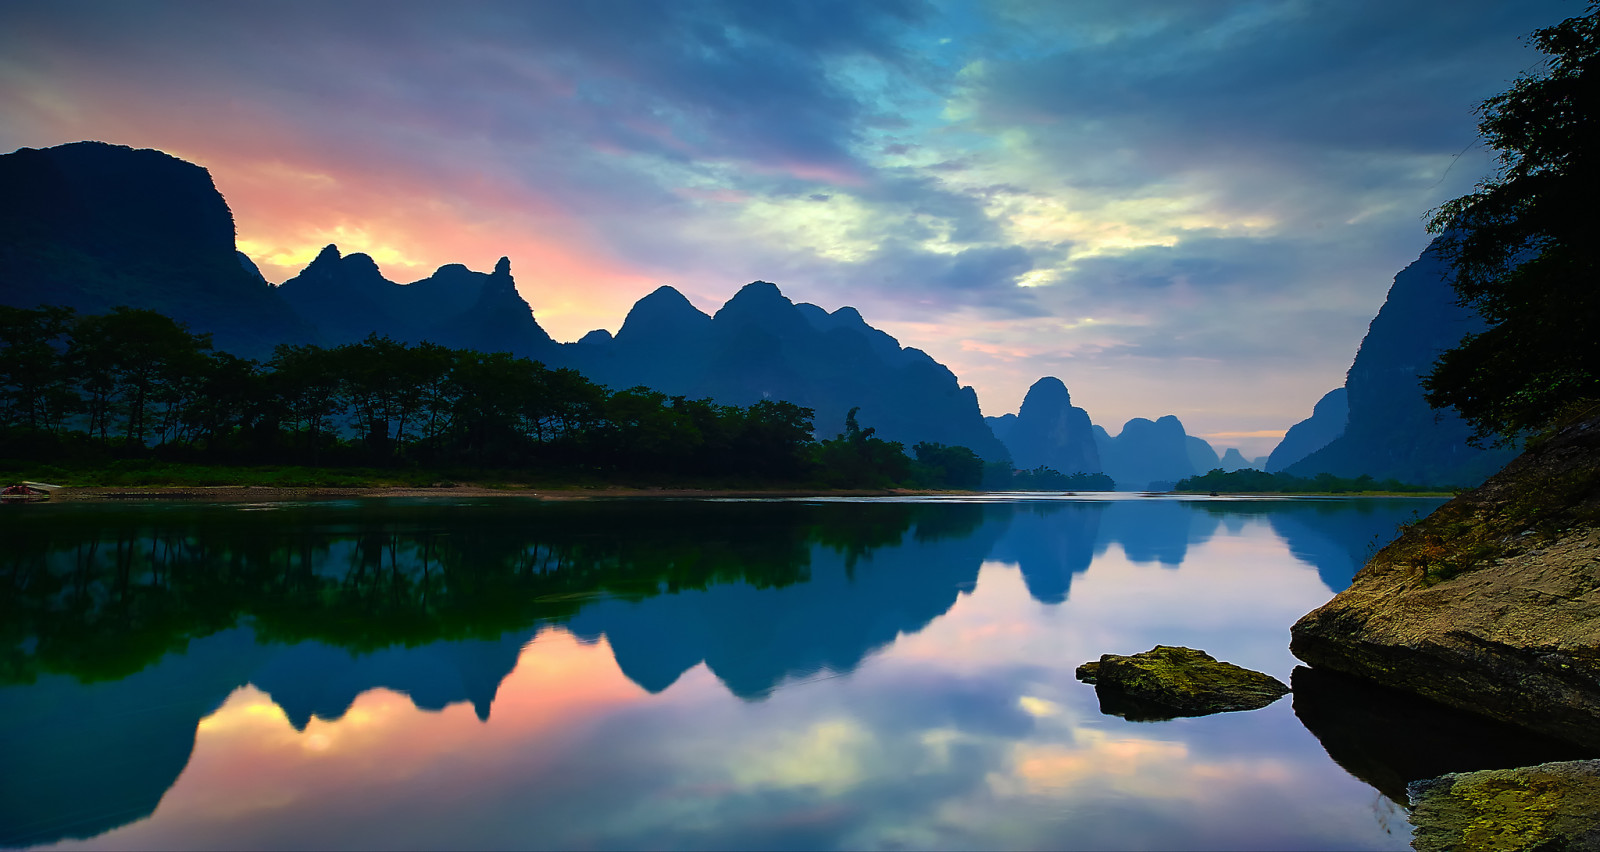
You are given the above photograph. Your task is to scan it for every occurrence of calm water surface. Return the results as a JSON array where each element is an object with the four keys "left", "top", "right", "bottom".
[{"left": 2, "top": 493, "right": 1542, "bottom": 850}]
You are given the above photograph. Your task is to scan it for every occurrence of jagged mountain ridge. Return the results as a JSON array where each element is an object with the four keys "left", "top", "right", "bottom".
[
  {"left": 565, "top": 281, "right": 1009, "bottom": 460},
  {"left": 0, "top": 140, "right": 1007, "bottom": 460},
  {"left": 274, "top": 245, "right": 558, "bottom": 358}
]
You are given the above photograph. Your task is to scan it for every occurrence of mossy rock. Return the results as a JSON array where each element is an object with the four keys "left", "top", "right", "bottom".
[
  {"left": 1408, "top": 760, "right": 1600, "bottom": 851},
  {"left": 1076, "top": 645, "right": 1289, "bottom": 718}
]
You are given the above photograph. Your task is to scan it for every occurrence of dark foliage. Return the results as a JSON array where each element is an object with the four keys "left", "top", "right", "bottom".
[
  {"left": 0, "top": 306, "right": 988, "bottom": 489},
  {"left": 1175, "top": 468, "right": 1439, "bottom": 494},
  {"left": 977, "top": 463, "right": 1115, "bottom": 491},
  {"left": 1426, "top": 5, "right": 1600, "bottom": 443}
]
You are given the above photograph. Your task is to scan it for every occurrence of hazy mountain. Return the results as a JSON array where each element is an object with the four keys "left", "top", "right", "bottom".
[
  {"left": 1219, "top": 448, "right": 1255, "bottom": 471},
  {"left": 1186, "top": 435, "right": 1220, "bottom": 474},
  {"left": 0, "top": 141, "right": 315, "bottom": 356},
  {"left": 1268, "top": 388, "right": 1348, "bottom": 472},
  {"left": 1283, "top": 241, "right": 1517, "bottom": 486},
  {"left": 275, "top": 246, "right": 557, "bottom": 359},
  {"left": 987, "top": 377, "right": 1101, "bottom": 474},
  {"left": 567, "top": 281, "right": 1009, "bottom": 460},
  {"left": 1093, "top": 415, "right": 1203, "bottom": 490}
]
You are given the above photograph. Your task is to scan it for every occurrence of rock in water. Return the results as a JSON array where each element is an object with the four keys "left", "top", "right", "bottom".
[
  {"left": 1290, "top": 414, "right": 1600, "bottom": 749},
  {"left": 1407, "top": 760, "right": 1600, "bottom": 852},
  {"left": 1075, "top": 645, "right": 1289, "bottom": 718}
]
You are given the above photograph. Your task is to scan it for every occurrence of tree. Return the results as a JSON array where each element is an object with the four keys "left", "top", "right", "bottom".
[{"left": 1425, "top": 5, "right": 1600, "bottom": 443}]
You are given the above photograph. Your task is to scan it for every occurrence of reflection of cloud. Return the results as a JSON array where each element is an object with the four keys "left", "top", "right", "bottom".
[
  {"left": 730, "top": 719, "right": 874, "bottom": 795},
  {"left": 1007, "top": 733, "right": 1190, "bottom": 795}
]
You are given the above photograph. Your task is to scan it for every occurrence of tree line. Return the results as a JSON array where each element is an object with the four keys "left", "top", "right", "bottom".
[
  {"left": 0, "top": 305, "right": 986, "bottom": 488},
  {"left": 1175, "top": 468, "right": 1442, "bottom": 494}
]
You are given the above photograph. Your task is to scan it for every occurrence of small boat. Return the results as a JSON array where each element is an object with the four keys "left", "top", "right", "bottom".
[{"left": 2, "top": 481, "right": 61, "bottom": 503}]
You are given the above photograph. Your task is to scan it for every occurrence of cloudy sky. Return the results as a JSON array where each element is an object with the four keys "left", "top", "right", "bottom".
[{"left": 0, "top": 0, "right": 1574, "bottom": 456}]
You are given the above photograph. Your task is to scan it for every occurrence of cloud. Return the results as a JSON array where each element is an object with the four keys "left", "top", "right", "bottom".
[{"left": 0, "top": 0, "right": 1576, "bottom": 442}]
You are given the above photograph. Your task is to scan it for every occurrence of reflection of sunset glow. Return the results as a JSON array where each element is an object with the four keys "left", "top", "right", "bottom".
[{"left": 1002, "top": 731, "right": 1298, "bottom": 802}]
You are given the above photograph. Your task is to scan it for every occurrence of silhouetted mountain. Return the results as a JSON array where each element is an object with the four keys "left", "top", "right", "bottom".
[
  {"left": 0, "top": 141, "right": 315, "bottom": 356},
  {"left": 1093, "top": 415, "right": 1202, "bottom": 490},
  {"left": 567, "top": 281, "right": 1008, "bottom": 460},
  {"left": 1268, "top": 388, "right": 1348, "bottom": 472},
  {"left": 987, "top": 377, "right": 1101, "bottom": 474},
  {"left": 1283, "top": 242, "right": 1516, "bottom": 486},
  {"left": 275, "top": 246, "right": 557, "bottom": 358}
]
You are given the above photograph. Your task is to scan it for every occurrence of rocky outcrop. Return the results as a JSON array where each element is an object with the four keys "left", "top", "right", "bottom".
[
  {"left": 1408, "top": 760, "right": 1600, "bottom": 852},
  {"left": 1075, "top": 645, "right": 1289, "bottom": 719},
  {"left": 1290, "top": 413, "right": 1600, "bottom": 748}
]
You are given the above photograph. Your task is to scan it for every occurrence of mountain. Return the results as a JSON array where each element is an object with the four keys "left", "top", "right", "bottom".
[
  {"left": 0, "top": 141, "right": 315, "bottom": 356},
  {"left": 1186, "top": 435, "right": 1220, "bottom": 473},
  {"left": 1093, "top": 415, "right": 1204, "bottom": 490},
  {"left": 1268, "top": 388, "right": 1348, "bottom": 472},
  {"left": 986, "top": 377, "right": 1101, "bottom": 474},
  {"left": 1281, "top": 241, "right": 1517, "bottom": 486},
  {"left": 566, "top": 281, "right": 1009, "bottom": 460},
  {"left": 1219, "top": 448, "right": 1255, "bottom": 471},
  {"left": 275, "top": 246, "right": 557, "bottom": 359}
]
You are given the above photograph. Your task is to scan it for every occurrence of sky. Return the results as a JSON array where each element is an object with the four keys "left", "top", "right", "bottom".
[{"left": 0, "top": 0, "right": 1577, "bottom": 457}]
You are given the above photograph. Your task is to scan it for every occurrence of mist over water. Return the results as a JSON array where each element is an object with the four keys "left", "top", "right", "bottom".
[{"left": 2, "top": 496, "right": 1457, "bottom": 850}]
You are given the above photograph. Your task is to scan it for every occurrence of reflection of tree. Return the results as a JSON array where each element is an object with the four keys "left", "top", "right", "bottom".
[
  {"left": 1, "top": 500, "right": 935, "bottom": 686},
  {"left": 1192, "top": 498, "right": 1444, "bottom": 592}
]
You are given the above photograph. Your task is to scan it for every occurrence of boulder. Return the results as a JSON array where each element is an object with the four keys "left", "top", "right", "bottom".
[
  {"left": 1290, "top": 414, "right": 1600, "bottom": 748},
  {"left": 1407, "top": 760, "right": 1600, "bottom": 852},
  {"left": 1075, "top": 645, "right": 1289, "bottom": 718}
]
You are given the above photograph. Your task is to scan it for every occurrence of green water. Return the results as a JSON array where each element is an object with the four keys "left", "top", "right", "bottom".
[{"left": 1, "top": 495, "right": 1574, "bottom": 850}]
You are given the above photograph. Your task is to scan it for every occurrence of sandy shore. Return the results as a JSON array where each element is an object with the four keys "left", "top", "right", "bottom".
[{"left": 49, "top": 484, "right": 951, "bottom": 502}]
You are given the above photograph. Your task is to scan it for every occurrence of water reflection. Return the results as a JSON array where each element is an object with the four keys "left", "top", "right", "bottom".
[{"left": 0, "top": 496, "right": 1449, "bottom": 849}]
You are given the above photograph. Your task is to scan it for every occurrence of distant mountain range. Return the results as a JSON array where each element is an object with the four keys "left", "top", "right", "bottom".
[
  {"left": 0, "top": 142, "right": 1001, "bottom": 460},
  {"left": 0, "top": 140, "right": 1511, "bottom": 486}
]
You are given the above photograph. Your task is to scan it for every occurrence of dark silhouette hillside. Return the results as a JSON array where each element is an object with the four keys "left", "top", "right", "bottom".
[
  {"left": 1282, "top": 241, "right": 1516, "bottom": 486},
  {"left": 275, "top": 246, "right": 558, "bottom": 359},
  {"left": 0, "top": 141, "right": 315, "bottom": 355},
  {"left": 566, "top": 281, "right": 1008, "bottom": 459}
]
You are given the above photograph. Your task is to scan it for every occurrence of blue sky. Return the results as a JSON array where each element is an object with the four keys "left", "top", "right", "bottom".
[{"left": 0, "top": 0, "right": 1576, "bottom": 455}]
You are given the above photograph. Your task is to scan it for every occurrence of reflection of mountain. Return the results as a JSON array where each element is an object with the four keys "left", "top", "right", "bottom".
[
  {"left": 1264, "top": 499, "right": 1438, "bottom": 591},
  {"left": 1096, "top": 500, "right": 1223, "bottom": 566},
  {"left": 251, "top": 631, "right": 534, "bottom": 729},
  {"left": 0, "top": 629, "right": 266, "bottom": 848},
  {"left": 2, "top": 497, "right": 1451, "bottom": 848},
  {"left": 567, "top": 504, "right": 1004, "bottom": 698},
  {"left": 989, "top": 502, "right": 1104, "bottom": 603}
]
